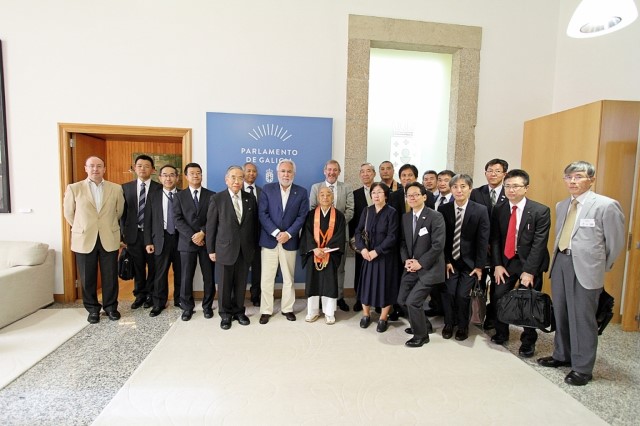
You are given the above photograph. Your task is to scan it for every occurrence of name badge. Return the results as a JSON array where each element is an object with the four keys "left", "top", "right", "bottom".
[
  {"left": 580, "top": 219, "right": 595, "bottom": 227},
  {"left": 418, "top": 227, "right": 428, "bottom": 236}
]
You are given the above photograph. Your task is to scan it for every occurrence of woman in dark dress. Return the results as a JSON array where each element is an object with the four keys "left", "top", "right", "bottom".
[
  {"left": 300, "top": 187, "right": 346, "bottom": 325},
  {"left": 354, "top": 182, "right": 398, "bottom": 332}
]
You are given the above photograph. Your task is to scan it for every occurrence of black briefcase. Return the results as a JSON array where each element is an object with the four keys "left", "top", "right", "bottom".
[
  {"left": 118, "top": 247, "right": 134, "bottom": 281},
  {"left": 497, "top": 287, "right": 555, "bottom": 333}
]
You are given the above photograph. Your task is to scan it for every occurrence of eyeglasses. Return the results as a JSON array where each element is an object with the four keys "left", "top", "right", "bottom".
[
  {"left": 503, "top": 184, "right": 526, "bottom": 190},
  {"left": 563, "top": 175, "right": 590, "bottom": 182},
  {"left": 485, "top": 169, "right": 504, "bottom": 175},
  {"left": 406, "top": 193, "right": 423, "bottom": 199}
]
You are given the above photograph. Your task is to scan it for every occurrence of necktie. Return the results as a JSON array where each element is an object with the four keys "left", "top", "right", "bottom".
[
  {"left": 329, "top": 184, "right": 335, "bottom": 206},
  {"left": 504, "top": 205, "right": 517, "bottom": 259},
  {"left": 558, "top": 199, "right": 578, "bottom": 251},
  {"left": 193, "top": 189, "right": 199, "bottom": 210},
  {"left": 248, "top": 185, "right": 254, "bottom": 196},
  {"left": 166, "top": 191, "right": 175, "bottom": 234},
  {"left": 364, "top": 188, "right": 372, "bottom": 206},
  {"left": 233, "top": 193, "right": 242, "bottom": 223},
  {"left": 138, "top": 182, "right": 146, "bottom": 228},
  {"left": 490, "top": 189, "right": 497, "bottom": 207},
  {"left": 439, "top": 196, "right": 446, "bottom": 206},
  {"left": 413, "top": 213, "right": 418, "bottom": 237},
  {"left": 452, "top": 207, "right": 463, "bottom": 260}
]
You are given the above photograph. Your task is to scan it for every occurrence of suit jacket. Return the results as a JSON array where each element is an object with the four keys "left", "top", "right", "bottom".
[
  {"left": 121, "top": 179, "right": 162, "bottom": 244},
  {"left": 491, "top": 198, "right": 551, "bottom": 276},
  {"left": 63, "top": 179, "right": 125, "bottom": 253},
  {"left": 173, "top": 186, "right": 215, "bottom": 252},
  {"left": 143, "top": 188, "right": 179, "bottom": 255},
  {"left": 549, "top": 191, "right": 625, "bottom": 290},
  {"left": 439, "top": 200, "right": 489, "bottom": 271},
  {"left": 400, "top": 207, "right": 446, "bottom": 285},
  {"left": 258, "top": 182, "right": 309, "bottom": 250},
  {"left": 206, "top": 190, "right": 258, "bottom": 265},
  {"left": 349, "top": 186, "right": 369, "bottom": 239},
  {"left": 310, "top": 181, "right": 354, "bottom": 239},
  {"left": 470, "top": 184, "right": 507, "bottom": 217}
]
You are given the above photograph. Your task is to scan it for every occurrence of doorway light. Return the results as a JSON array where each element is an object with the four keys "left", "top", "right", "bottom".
[{"left": 567, "top": 0, "right": 638, "bottom": 38}]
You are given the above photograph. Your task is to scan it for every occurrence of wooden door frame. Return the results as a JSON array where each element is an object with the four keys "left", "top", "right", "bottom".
[{"left": 57, "top": 123, "right": 192, "bottom": 303}]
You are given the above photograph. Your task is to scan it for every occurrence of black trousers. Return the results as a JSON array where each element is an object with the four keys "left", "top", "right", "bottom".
[
  {"left": 249, "top": 245, "right": 261, "bottom": 303},
  {"left": 152, "top": 231, "right": 181, "bottom": 308},
  {"left": 217, "top": 251, "right": 250, "bottom": 318},
  {"left": 180, "top": 247, "right": 215, "bottom": 312},
  {"left": 494, "top": 256, "right": 542, "bottom": 346},
  {"left": 129, "top": 229, "right": 156, "bottom": 299},
  {"left": 398, "top": 273, "right": 434, "bottom": 339},
  {"left": 75, "top": 236, "right": 119, "bottom": 314},
  {"left": 442, "top": 258, "right": 476, "bottom": 328}
]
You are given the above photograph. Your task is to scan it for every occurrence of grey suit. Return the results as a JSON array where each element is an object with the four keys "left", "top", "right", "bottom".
[
  {"left": 550, "top": 190, "right": 624, "bottom": 375},
  {"left": 309, "top": 181, "right": 354, "bottom": 299}
]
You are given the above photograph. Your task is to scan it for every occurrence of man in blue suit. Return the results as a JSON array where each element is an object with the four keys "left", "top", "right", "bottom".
[{"left": 258, "top": 159, "right": 309, "bottom": 324}]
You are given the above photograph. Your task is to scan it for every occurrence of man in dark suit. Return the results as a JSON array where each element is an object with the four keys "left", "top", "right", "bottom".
[
  {"left": 422, "top": 170, "right": 437, "bottom": 194},
  {"left": 490, "top": 169, "right": 551, "bottom": 358},
  {"left": 433, "top": 170, "right": 455, "bottom": 210},
  {"left": 257, "top": 159, "right": 309, "bottom": 324},
  {"left": 538, "top": 161, "right": 624, "bottom": 386},
  {"left": 144, "top": 165, "right": 181, "bottom": 317},
  {"left": 398, "top": 182, "right": 446, "bottom": 348},
  {"left": 349, "top": 162, "right": 376, "bottom": 311},
  {"left": 243, "top": 162, "right": 262, "bottom": 307},
  {"left": 63, "top": 156, "right": 125, "bottom": 323},
  {"left": 174, "top": 162, "right": 216, "bottom": 321},
  {"left": 378, "top": 161, "right": 400, "bottom": 193},
  {"left": 207, "top": 165, "right": 258, "bottom": 330},
  {"left": 121, "top": 154, "right": 162, "bottom": 309},
  {"left": 439, "top": 174, "right": 489, "bottom": 341},
  {"left": 470, "top": 158, "right": 508, "bottom": 328}
]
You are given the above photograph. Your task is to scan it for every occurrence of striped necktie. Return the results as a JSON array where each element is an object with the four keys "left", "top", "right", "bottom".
[
  {"left": 452, "top": 207, "right": 463, "bottom": 260},
  {"left": 138, "top": 182, "right": 146, "bottom": 228}
]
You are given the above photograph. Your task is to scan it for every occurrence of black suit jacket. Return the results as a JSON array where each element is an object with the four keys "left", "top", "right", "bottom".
[
  {"left": 470, "top": 184, "right": 506, "bottom": 218},
  {"left": 400, "top": 207, "right": 446, "bottom": 285},
  {"left": 349, "top": 187, "right": 369, "bottom": 239},
  {"left": 438, "top": 200, "right": 489, "bottom": 271},
  {"left": 121, "top": 179, "right": 162, "bottom": 244},
  {"left": 174, "top": 187, "right": 215, "bottom": 252},
  {"left": 205, "top": 190, "right": 258, "bottom": 265},
  {"left": 490, "top": 198, "right": 551, "bottom": 275},
  {"left": 143, "top": 188, "right": 180, "bottom": 255}
]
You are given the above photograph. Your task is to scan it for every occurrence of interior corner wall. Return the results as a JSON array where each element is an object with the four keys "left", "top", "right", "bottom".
[{"left": 0, "top": 0, "right": 573, "bottom": 294}]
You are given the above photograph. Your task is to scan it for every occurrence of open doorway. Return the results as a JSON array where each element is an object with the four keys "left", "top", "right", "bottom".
[{"left": 57, "top": 123, "right": 192, "bottom": 303}]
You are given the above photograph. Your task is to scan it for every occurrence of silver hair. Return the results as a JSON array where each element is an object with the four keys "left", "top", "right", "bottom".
[
  {"left": 278, "top": 159, "right": 296, "bottom": 173},
  {"left": 449, "top": 173, "right": 473, "bottom": 188},
  {"left": 564, "top": 161, "right": 595, "bottom": 178},
  {"left": 225, "top": 165, "right": 244, "bottom": 177}
]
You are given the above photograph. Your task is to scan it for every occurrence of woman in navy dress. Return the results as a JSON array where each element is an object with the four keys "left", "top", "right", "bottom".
[{"left": 354, "top": 182, "right": 398, "bottom": 333}]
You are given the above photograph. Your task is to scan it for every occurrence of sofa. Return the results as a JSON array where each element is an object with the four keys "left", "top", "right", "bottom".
[{"left": 0, "top": 241, "right": 55, "bottom": 328}]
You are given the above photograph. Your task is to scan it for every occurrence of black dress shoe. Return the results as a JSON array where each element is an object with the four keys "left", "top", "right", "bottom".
[
  {"left": 537, "top": 356, "right": 571, "bottom": 368},
  {"left": 143, "top": 297, "right": 153, "bottom": 309},
  {"left": 518, "top": 344, "right": 535, "bottom": 358},
  {"left": 564, "top": 370, "right": 592, "bottom": 386},
  {"left": 107, "top": 310, "right": 121, "bottom": 321},
  {"left": 388, "top": 311, "right": 400, "bottom": 321},
  {"left": 359, "top": 316, "right": 371, "bottom": 328},
  {"left": 376, "top": 319, "right": 388, "bottom": 333},
  {"left": 220, "top": 317, "right": 232, "bottom": 330},
  {"left": 442, "top": 324, "right": 454, "bottom": 339},
  {"left": 405, "top": 336, "right": 429, "bottom": 347},
  {"left": 149, "top": 307, "right": 164, "bottom": 317},
  {"left": 234, "top": 313, "right": 250, "bottom": 325},
  {"left": 181, "top": 310, "right": 193, "bottom": 321},
  {"left": 404, "top": 327, "right": 413, "bottom": 334},
  {"left": 491, "top": 334, "right": 508, "bottom": 344},
  {"left": 131, "top": 298, "right": 145, "bottom": 309},
  {"left": 353, "top": 301, "right": 362, "bottom": 312},
  {"left": 282, "top": 312, "right": 296, "bottom": 321},
  {"left": 337, "top": 298, "right": 349, "bottom": 312},
  {"left": 174, "top": 301, "right": 181, "bottom": 308},
  {"left": 455, "top": 327, "right": 469, "bottom": 341},
  {"left": 259, "top": 314, "right": 270, "bottom": 324},
  {"left": 203, "top": 308, "right": 214, "bottom": 319},
  {"left": 87, "top": 313, "right": 100, "bottom": 324}
]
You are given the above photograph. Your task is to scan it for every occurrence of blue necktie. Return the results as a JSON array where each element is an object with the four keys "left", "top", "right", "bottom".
[
  {"left": 193, "top": 189, "right": 199, "bottom": 210},
  {"left": 138, "top": 182, "right": 146, "bottom": 228},
  {"left": 166, "top": 192, "right": 175, "bottom": 234}
]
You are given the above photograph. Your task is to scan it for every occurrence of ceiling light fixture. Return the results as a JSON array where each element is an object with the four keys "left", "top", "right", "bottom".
[{"left": 567, "top": 0, "right": 638, "bottom": 38}]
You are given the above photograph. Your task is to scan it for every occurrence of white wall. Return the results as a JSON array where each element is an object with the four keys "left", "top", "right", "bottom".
[{"left": 3, "top": 0, "right": 629, "bottom": 293}]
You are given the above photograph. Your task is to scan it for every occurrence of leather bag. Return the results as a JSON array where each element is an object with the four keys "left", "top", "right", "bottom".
[
  {"left": 118, "top": 247, "right": 134, "bottom": 281},
  {"left": 496, "top": 286, "right": 555, "bottom": 333},
  {"left": 469, "top": 278, "right": 487, "bottom": 326}
]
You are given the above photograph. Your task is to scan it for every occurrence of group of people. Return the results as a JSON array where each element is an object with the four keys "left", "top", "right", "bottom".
[{"left": 63, "top": 155, "right": 624, "bottom": 386}]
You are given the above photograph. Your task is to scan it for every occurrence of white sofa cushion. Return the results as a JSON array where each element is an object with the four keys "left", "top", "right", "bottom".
[{"left": 0, "top": 241, "right": 50, "bottom": 270}]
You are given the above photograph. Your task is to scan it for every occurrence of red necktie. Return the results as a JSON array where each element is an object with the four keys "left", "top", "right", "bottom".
[{"left": 504, "top": 205, "right": 517, "bottom": 259}]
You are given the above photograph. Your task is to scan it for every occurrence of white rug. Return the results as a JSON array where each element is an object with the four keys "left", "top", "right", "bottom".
[
  {"left": 0, "top": 309, "right": 88, "bottom": 389},
  {"left": 94, "top": 307, "right": 606, "bottom": 425}
]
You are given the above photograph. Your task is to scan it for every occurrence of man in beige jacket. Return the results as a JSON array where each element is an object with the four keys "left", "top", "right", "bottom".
[{"left": 64, "top": 156, "right": 125, "bottom": 323}]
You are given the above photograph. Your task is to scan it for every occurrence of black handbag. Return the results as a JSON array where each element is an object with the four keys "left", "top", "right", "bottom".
[
  {"left": 353, "top": 209, "right": 370, "bottom": 254},
  {"left": 496, "top": 286, "right": 555, "bottom": 333},
  {"left": 118, "top": 247, "right": 134, "bottom": 281},
  {"left": 596, "top": 289, "right": 615, "bottom": 336},
  {"left": 469, "top": 278, "right": 487, "bottom": 326}
]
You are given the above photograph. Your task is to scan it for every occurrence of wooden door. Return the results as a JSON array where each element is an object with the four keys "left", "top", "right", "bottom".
[{"left": 622, "top": 162, "right": 640, "bottom": 331}]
